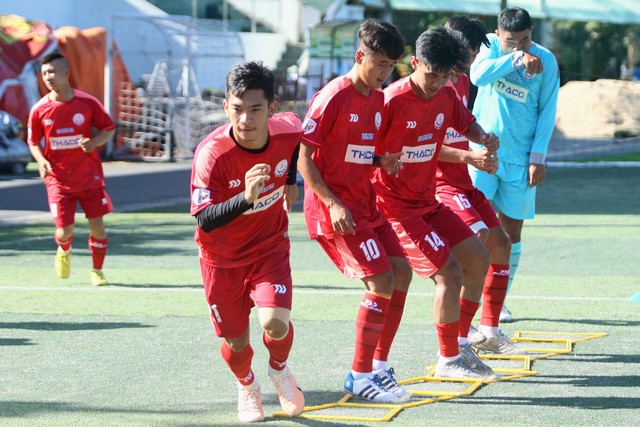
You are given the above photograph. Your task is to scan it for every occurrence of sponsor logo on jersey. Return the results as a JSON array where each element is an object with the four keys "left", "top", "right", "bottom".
[
  {"left": 444, "top": 127, "right": 466, "bottom": 144},
  {"left": 192, "top": 188, "right": 211, "bottom": 205},
  {"left": 401, "top": 143, "right": 437, "bottom": 163},
  {"left": 260, "top": 183, "right": 274, "bottom": 194},
  {"left": 274, "top": 159, "right": 288, "bottom": 177},
  {"left": 228, "top": 179, "right": 241, "bottom": 188},
  {"left": 493, "top": 78, "right": 528, "bottom": 103},
  {"left": 302, "top": 117, "right": 317, "bottom": 134},
  {"left": 434, "top": 113, "right": 445, "bottom": 129},
  {"left": 72, "top": 113, "right": 85, "bottom": 125},
  {"left": 344, "top": 144, "right": 375, "bottom": 164},
  {"left": 244, "top": 185, "right": 284, "bottom": 214},
  {"left": 361, "top": 132, "right": 374, "bottom": 140},
  {"left": 349, "top": 113, "right": 359, "bottom": 122},
  {"left": 375, "top": 112, "right": 382, "bottom": 129},
  {"left": 56, "top": 127, "right": 75, "bottom": 134},
  {"left": 44, "top": 119, "right": 53, "bottom": 126},
  {"left": 417, "top": 133, "right": 433, "bottom": 142},
  {"left": 50, "top": 134, "right": 82, "bottom": 150},
  {"left": 361, "top": 298, "right": 383, "bottom": 313},
  {"left": 406, "top": 121, "right": 417, "bottom": 129}
]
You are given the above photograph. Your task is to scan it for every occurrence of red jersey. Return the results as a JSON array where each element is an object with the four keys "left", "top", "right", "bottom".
[
  {"left": 191, "top": 112, "right": 302, "bottom": 268},
  {"left": 301, "top": 76, "right": 386, "bottom": 239},
  {"left": 436, "top": 75, "right": 475, "bottom": 190},
  {"left": 27, "top": 89, "right": 115, "bottom": 191},
  {"left": 372, "top": 76, "right": 475, "bottom": 221}
]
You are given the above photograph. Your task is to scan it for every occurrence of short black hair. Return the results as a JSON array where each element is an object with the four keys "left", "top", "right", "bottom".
[
  {"left": 358, "top": 18, "right": 405, "bottom": 61},
  {"left": 498, "top": 7, "right": 532, "bottom": 32},
  {"left": 445, "top": 16, "right": 490, "bottom": 51},
  {"left": 40, "top": 52, "right": 67, "bottom": 67},
  {"left": 415, "top": 27, "right": 468, "bottom": 74},
  {"left": 226, "top": 61, "right": 275, "bottom": 104}
]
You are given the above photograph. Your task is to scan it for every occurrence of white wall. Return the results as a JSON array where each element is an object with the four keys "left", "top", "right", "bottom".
[
  {"left": 227, "top": 0, "right": 321, "bottom": 43},
  {"left": 238, "top": 32, "right": 288, "bottom": 70}
]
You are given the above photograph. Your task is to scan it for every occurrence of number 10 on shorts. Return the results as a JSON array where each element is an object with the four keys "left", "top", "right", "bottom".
[{"left": 359, "top": 239, "right": 381, "bottom": 261}]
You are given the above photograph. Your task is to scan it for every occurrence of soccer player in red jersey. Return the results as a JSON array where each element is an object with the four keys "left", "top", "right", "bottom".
[
  {"left": 437, "top": 17, "right": 527, "bottom": 356},
  {"left": 190, "top": 61, "right": 304, "bottom": 422},
  {"left": 27, "top": 52, "right": 115, "bottom": 286},
  {"left": 298, "top": 19, "right": 413, "bottom": 402},
  {"left": 372, "top": 27, "right": 501, "bottom": 379}
]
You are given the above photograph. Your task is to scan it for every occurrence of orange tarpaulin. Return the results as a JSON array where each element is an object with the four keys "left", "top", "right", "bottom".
[{"left": 1, "top": 14, "right": 137, "bottom": 145}]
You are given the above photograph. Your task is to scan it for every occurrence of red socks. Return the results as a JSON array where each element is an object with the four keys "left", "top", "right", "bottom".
[
  {"left": 88, "top": 235, "right": 108, "bottom": 270},
  {"left": 263, "top": 322, "right": 294, "bottom": 371},
  {"left": 353, "top": 292, "right": 390, "bottom": 372},
  {"left": 374, "top": 290, "right": 407, "bottom": 362},
  {"left": 436, "top": 321, "right": 460, "bottom": 357},
  {"left": 55, "top": 233, "right": 74, "bottom": 252},
  {"left": 481, "top": 264, "right": 510, "bottom": 327},
  {"left": 221, "top": 341, "right": 255, "bottom": 385},
  {"left": 459, "top": 298, "right": 480, "bottom": 338}
]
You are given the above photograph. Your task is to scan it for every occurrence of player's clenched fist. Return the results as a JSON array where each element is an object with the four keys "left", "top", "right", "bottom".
[
  {"left": 244, "top": 163, "right": 271, "bottom": 204},
  {"left": 79, "top": 137, "right": 96, "bottom": 153}
]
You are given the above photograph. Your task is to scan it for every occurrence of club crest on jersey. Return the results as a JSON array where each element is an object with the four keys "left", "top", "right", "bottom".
[
  {"left": 44, "top": 119, "right": 53, "bottom": 126},
  {"left": 302, "top": 117, "right": 317, "bottom": 135},
  {"left": 375, "top": 112, "right": 382, "bottom": 129},
  {"left": 523, "top": 70, "right": 535, "bottom": 80},
  {"left": 72, "top": 113, "right": 85, "bottom": 126},
  {"left": 434, "top": 113, "right": 445, "bottom": 129},
  {"left": 274, "top": 159, "right": 288, "bottom": 177},
  {"left": 192, "top": 188, "right": 211, "bottom": 205}
]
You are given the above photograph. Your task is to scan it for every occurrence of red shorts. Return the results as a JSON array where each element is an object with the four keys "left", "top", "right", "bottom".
[
  {"left": 391, "top": 203, "right": 474, "bottom": 279},
  {"left": 316, "top": 220, "right": 405, "bottom": 280},
  {"left": 436, "top": 185, "right": 501, "bottom": 233},
  {"left": 46, "top": 185, "right": 113, "bottom": 228},
  {"left": 200, "top": 250, "right": 292, "bottom": 338}
]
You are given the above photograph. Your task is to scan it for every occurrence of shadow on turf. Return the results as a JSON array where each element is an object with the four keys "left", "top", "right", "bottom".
[
  {"left": 0, "top": 321, "right": 154, "bottom": 331},
  {"left": 0, "top": 338, "right": 33, "bottom": 346},
  {"left": 454, "top": 395, "right": 638, "bottom": 410},
  {"left": 518, "top": 373, "right": 640, "bottom": 388},
  {"left": 506, "top": 317, "right": 640, "bottom": 327},
  {"left": 109, "top": 283, "right": 202, "bottom": 289}
]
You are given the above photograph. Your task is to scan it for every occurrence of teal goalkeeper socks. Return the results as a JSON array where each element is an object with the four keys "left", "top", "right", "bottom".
[{"left": 506, "top": 241, "right": 522, "bottom": 295}]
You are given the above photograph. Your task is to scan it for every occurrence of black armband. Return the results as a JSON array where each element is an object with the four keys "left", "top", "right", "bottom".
[
  {"left": 286, "top": 144, "right": 301, "bottom": 185},
  {"left": 196, "top": 192, "right": 252, "bottom": 232}
]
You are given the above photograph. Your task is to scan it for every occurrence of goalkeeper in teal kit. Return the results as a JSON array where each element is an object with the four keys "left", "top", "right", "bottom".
[{"left": 468, "top": 7, "right": 559, "bottom": 323}]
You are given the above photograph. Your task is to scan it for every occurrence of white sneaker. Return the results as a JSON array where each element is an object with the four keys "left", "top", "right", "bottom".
[
  {"left": 468, "top": 324, "right": 487, "bottom": 346},
  {"left": 237, "top": 378, "right": 264, "bottom": 423},
  {"left": 434, "top": 356, "right": 498, "bottom": 380},
  {"left": 499, "top": 305, "right": 514, "bottom": 323},
  {"left": 458, "top": 344, "right": 496, "bottom": 377},
  {"left": 473, "top": 330, "right": 529, "bottom": 356},
  {"left": 344, "top": 372, "right": 401, "bottom": 403},
  {"left": 373, "top": 367, "right": 411, "bottom": 402},
  {"left": 268, "top": 366, "right": 304, "bottom": 416}
]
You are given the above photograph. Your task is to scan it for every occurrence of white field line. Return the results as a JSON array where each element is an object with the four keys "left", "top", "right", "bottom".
[{"left": 0, "top": 285, "right": 628, "bottom": 301}]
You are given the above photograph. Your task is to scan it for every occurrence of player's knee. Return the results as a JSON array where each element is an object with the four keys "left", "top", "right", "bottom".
[
  {"left": 225, "top": 335, "right": 250, "bottom": 352},
  {"left": 476, "top": 228, "right": 489, "bottom": 243},
  {"left": 392, "top": 258, "right": 412, "bottom": 292},
  {"left": 262, "top": 317, "right": 289, "bottom": 340},
  {"left": 438, "top": 259, "right": 463, "bottom": 293}
]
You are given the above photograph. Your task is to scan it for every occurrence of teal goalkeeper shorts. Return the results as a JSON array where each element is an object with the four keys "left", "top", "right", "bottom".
[{"left": 469, "top": 161, "right": 537, "bottom": 220}]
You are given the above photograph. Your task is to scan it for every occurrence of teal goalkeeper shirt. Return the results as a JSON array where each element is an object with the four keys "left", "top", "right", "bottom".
[{"left": 470, "top": 33, "right": 560, "bottom": 166}]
